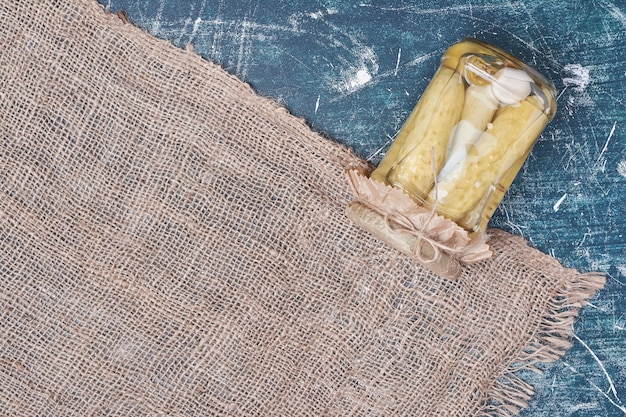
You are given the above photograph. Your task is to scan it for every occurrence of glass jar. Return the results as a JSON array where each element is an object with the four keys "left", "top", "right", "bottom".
[{"left": 370, "top": 38, "right": 557, "bottom": 234}]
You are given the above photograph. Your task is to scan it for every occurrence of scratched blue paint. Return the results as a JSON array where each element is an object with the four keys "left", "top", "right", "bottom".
[{"left": 101, "top": 1, "right": 626, "bottom": 415}]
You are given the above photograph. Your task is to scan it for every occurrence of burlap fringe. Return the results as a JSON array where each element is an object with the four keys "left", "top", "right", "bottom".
[{"left": 481, "top": 271, "right": 606, "bottom": 416}]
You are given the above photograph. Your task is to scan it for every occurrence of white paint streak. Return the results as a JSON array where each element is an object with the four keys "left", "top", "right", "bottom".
[
  {"left": 615, "top": 309, "right": 626, "bottom": 331},
  {"left": 188, "top": 0, "right": 207, "bottom": 45},
  {"left": 236, "top": 20, "right": 249, "bottom": 75},
  {"left": 190, "top": 17, "right": 202, "bottom": 43},
  {"left": 563, "top": 361, "right": 626, "bottom": 414},
  {"left": 553, "top": 193, "right": 568, "bottom": 212},
  {"left": 405, "top": 49, "right": 440, "bottom": 68},
  {"left": 151, "top": 0, "right": 166, "bottom": 33},
  {"left": 210, "top": 1, "right": 225, "bottom": 59},
  {"left": 618, "top": 265, "right": 626, "bottom": 277},
  {"left": 366, "top": 133, "right": 396, "bottom": 162},
  {"left": 596, "top": 121, "right": 617, "bottom": 168},
  {"left": 212, "top": 20, "right": 304, "bottom": 34},
  {"left": 358, "top": 2, "right": 525, "bottom": 14},
  {"left": 315, "top": 94, "right": 320, "bottom": 114},
  {"left": 572, "top": 332, "right": 621, "bottom": 403},
  {"left": 394, "top": 48, "right": 402, "bottom": 76},
  {"left": 563, "top": 63, "right": 591, "bottom": 92},
  {"left": 617, "top": 160, "right": 626, "bottom": 178}
]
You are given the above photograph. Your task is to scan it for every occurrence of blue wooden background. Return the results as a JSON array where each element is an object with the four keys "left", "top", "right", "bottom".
[{"left": 99, "top": 1, "right": 626, "bottom": 415}]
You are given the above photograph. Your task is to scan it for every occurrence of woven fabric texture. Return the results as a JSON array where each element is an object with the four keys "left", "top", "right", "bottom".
[{"left": 0, "top": 1, "right": 604, "bottom": 416}]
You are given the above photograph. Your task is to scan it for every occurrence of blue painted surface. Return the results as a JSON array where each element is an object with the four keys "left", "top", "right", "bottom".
[{"left": 99, "top": 1, "right": 626, "bottom": 415}]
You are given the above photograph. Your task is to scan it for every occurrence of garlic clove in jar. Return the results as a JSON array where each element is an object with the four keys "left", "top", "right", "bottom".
[{"left": 490, "top": 67, "right": 533, "bottom": 105}]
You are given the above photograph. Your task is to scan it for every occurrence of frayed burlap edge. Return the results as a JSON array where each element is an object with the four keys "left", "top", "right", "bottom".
[{"left": 480, "top": 232, "right": 605, "bottom": 415}]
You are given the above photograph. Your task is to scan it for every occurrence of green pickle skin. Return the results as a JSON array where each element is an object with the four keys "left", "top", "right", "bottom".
[{"left": 385, "top": 71, "right": 465, "bottom": 201}]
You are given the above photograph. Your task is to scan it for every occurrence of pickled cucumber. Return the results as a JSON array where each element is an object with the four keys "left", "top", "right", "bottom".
[
  {"left": 384, "top": 72, "right": 466, "bottom": 200},
  {"left": 428, "top": 95, "right": 548, "bottom": 227}
]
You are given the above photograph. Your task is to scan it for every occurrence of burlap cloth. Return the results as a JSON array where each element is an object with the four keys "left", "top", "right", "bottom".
[{"left": 0, "top": 1, "right": 605, "bottom": 416}]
